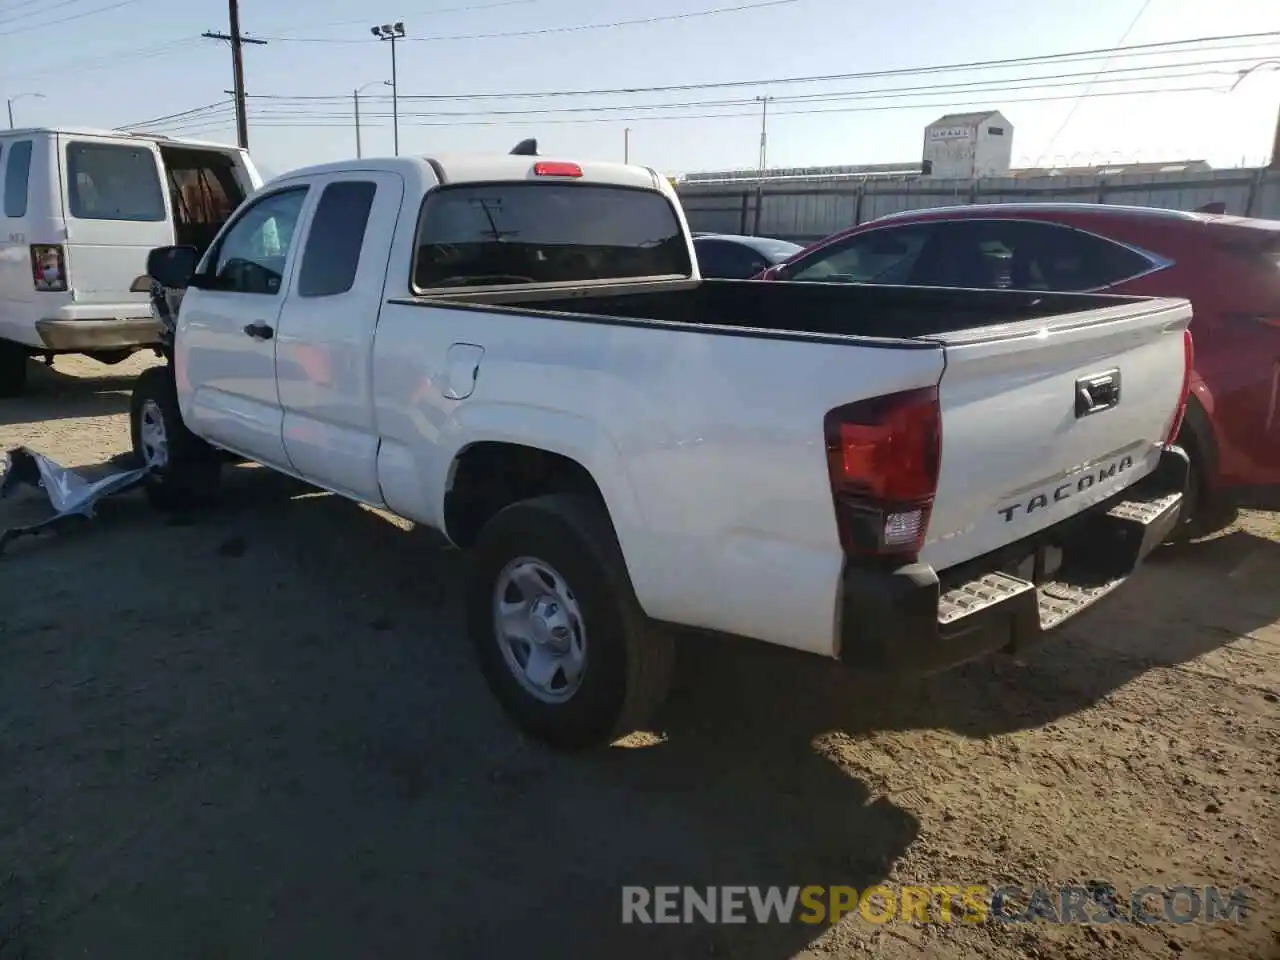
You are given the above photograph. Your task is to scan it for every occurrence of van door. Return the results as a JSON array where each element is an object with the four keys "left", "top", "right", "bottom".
[
  {"left": 57, "top": 134, "right": 173, "bottom": 306},
  {"left": 176, "top": 184, "right": 311, "bottom": 468}
]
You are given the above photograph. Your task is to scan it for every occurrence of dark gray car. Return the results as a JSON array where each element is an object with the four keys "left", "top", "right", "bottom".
[{"left": 692, "top": 233, "right": 802, "bottom": 279}]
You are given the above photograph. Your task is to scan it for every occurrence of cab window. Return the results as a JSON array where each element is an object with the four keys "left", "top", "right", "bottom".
[{"left": 210, "top": 187, "right": 308, "bottom": 295}]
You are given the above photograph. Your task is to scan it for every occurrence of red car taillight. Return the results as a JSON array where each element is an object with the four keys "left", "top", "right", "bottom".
[
  {"left": 1164, "top": 327, "right": 1194, "bottom": 447},
  {"left": 30, "top": 244, "right": 67, "bottom": 292},
  {"left": 824, "top": 386, "right": 942, "bottom": 557}
]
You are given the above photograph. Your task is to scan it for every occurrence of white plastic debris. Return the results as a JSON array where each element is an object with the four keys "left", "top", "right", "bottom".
[{"left": 0, "top": 447, "right": 151, "bottom": 554}]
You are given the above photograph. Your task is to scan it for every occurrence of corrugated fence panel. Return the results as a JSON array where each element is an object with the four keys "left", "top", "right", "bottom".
[{"left": 676, "top": 167, "right": 1280, "bottom": 240}]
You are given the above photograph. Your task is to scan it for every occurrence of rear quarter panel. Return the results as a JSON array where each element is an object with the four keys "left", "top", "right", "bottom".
[{"left": 372, "top": 299, "right": 946, "bottom": 658}]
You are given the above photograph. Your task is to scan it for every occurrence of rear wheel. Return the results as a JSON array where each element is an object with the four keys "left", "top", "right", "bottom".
[
  {"left": 467, "top": 493, "right": 675, "bottom": 749},
  {"left": 129, "top": 365, "right": 222, "bottom": 511},
  {"left": 0, "top": 339, "right": 29, "bottom": 398},
  {"left": 1168, "top": 428, "right": 1236, "bottom": 543}
]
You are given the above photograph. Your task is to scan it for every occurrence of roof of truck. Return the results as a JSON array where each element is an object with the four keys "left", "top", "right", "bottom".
[
  {"left": 0, "top": 126, "right": 246, "bottom": 151},
  {"left": 271, "top": 153, "right": 666, "bottom": 190}
]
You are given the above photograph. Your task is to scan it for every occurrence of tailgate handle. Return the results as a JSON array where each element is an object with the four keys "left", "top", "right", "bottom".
[{"left": 1075, "top": 369, "right": 1121, "bottom": 418}]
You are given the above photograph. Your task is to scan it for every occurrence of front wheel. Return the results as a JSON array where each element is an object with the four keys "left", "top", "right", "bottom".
[
  {"left": 129, "top": 365, "right": 222, "bottom": 511},
  {"left": 467, "top": 494, "right": 675, "bottom": 749}
]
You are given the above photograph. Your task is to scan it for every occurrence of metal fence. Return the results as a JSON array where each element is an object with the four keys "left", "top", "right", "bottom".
[{"left": 676, "top": 166, "right": 1280, "bottom": 243}]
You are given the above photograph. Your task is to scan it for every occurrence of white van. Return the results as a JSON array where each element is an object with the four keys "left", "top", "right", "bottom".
[{"left": 0, "top": 127, "right": 262, "bottom": 396}]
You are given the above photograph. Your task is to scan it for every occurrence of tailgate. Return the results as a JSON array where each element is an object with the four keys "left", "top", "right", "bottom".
[{"left": 921, "top": 296, "right": 1192, "bottom": 573}]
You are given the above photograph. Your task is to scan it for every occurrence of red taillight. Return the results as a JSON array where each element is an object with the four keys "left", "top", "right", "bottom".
[
  {"left": 30, "top": 244, "right": 67, "bottom": 292},
  {"left": 824, "top": 386, "right": 942, "bottom": 557},
  {"left": 1164, "top": 328, "right": 1194, "bottom": 447},
  {"left": 533, "top": 161, "right": 582, "bottom": 178}
]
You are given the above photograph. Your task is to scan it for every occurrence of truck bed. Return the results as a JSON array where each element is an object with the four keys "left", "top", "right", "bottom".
[
  {"left": 433, "top": 277, "right": 1151, "bottom": 343},
  {"left": 403, "top": 277, "right": 1191, "bottom": 578}
]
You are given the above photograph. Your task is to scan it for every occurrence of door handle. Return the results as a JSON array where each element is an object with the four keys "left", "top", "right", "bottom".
[
  {"left": 243, "top": 321, "right": 274, "bottom": 341},
  {"left": 1075, "top": 369, "right": 1121, "bottom": 418}
]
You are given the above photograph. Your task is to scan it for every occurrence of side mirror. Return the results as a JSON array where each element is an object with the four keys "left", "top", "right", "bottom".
[
  {"left": 129, "top": 274, "right": 152, "bottom": 293},
  {"left": 146, "top": 245, "right": 200, "bottom": 290}
]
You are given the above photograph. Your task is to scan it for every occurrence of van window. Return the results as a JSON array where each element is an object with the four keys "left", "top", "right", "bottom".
[
  {"left": 66, "top": 141, "right": 166, "bottom": 222},
  {"left": 413, "top": 182, "right": 691, "bottom": 290},
  {"left": 298, "top": 181, "right": 377, "bottom": 298},
  {"left": 4, "top": 140, "right": 33, "bottom": 218}
]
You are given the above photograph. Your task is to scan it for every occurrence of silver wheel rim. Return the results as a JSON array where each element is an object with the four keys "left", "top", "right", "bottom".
[
  {"left": 493, "top": 556, "right": 587, "bottom": 703},
  {"left": 139, "top": 399, "right": 169, "bottom": 470}
]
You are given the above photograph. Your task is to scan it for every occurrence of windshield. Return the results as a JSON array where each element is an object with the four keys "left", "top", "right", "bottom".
[{"left": 413, "top": 183, "right": 692, "bottom": 290}]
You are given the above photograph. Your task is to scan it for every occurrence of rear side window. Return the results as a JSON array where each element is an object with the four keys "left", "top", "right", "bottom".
[
  {"left": 66, "top": 141, "right": 165, "bottom": 222},
  {"left": 412, "top": 183, "right": 691, "bottom": 290},
  {"left": 298, "top": 181, "right": 377, "bottom": 298},
  {"left": 922, "top": 220, "right": 1154, "bottom": 291},
  {"left": 4, "top": 140, "right": 32, "bottom": 218}
]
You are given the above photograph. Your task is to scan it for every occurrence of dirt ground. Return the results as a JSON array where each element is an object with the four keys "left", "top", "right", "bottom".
[{"left": 1, "top": 356, "right": 1277, "bottom": 960}]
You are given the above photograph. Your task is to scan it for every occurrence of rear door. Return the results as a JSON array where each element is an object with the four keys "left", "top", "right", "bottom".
[
  {"left": 275, "top": 170, "right": 404, "bottom": 502},
  {"left": 176, "top": 183, "right": 311, "bottom": 467},
  {"left": 57, "top": 134, "right": 173, "bottom": 305}
]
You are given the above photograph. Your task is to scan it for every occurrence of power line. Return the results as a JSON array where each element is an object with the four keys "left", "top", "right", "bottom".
[
  {"left": 142, "top": 54, "right": 1266, "bottom": 134},
  {"left": 1035, "top": 0, "right": 1155, "bottom": 165},
  {"left": 6, "top": 37, "right": 201, "bottom": 83},
  {"left": 0, "top": 0, "right": 147, "bottom": 36},
  {"left": 151, "top": 83, "right": 1233, "bottom": 136},
  {"left": 241, "top": 55, "right": 1275, "bottom": 116},
  {"left": 256, "top": 0, "right": 803, "bottom": 43},
  {"left": 235, "top": 30, "right": 1280, "bottom": 100},
  {"left": 0, "top": 0, "right": 111, "bottom": 28},
  {"left": 255, "top": 0, "right": 538, "bottom": 33},
  {"left": 120, "top": 99, "right": 234, "bottom": 130}
]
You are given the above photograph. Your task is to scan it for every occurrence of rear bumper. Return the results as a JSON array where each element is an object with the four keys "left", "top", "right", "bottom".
[
  {"left": 35, "top": 315, "right": 161, "bottom": 352},
  {"left": 837, "top": 445, "right": 1189, "bottom": 675}
]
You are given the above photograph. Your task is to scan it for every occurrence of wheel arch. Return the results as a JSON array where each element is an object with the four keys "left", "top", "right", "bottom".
[{"left": 435, "top": 409, "right": 654, "bottom": 607}]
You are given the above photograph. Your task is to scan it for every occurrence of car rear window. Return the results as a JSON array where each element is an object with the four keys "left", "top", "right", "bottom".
[
  {"left": 66, "top": 141, "right": 166, "bottom": 222},
  {"left": 412, "top": 182, "right": 691, "bottom": 290}
]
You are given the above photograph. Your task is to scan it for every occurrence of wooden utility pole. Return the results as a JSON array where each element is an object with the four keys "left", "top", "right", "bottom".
[{"left": 203, "top": 0, "right": 266, "bottom": 149}]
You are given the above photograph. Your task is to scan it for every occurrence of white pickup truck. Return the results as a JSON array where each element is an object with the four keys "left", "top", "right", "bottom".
[{"left": 132, "top": 149, "right": 1193, "bottom": 749}]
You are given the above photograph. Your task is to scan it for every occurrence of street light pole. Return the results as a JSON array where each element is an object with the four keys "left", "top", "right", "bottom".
[
  {"left": 624, "top": 127, "right": 631, "bottom": 163},
  {"left": 353, "top": 80, "right": 388, "bottom": 158},
  {"left": 8, "top": 92, "right": 45, "bottom": 129},
  {"left": 370, "top": 21, "right": 406, "bottom": 156}
]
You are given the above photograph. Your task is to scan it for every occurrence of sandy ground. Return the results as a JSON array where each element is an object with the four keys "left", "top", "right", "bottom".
[{"left": 0, "top": 356, "right": 1277, "bottom": 960}]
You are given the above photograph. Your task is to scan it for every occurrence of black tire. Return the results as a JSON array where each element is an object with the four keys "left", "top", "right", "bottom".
[
  {"left": 1166, "top": 429, "right": 1236, "bottom": 543},
  {"left": 467, "top": 493, "right": 676, "bottom": 749},
  {"left": 129, "top": 365, "right": 222, "bottom": 511},
  {"left": 0, "top": 339, "right": 29, "bottom": 398}
]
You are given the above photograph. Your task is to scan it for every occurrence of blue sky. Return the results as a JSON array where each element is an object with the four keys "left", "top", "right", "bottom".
[{"left": 3, "top": 0, "right": 1279, "bottom": 178}]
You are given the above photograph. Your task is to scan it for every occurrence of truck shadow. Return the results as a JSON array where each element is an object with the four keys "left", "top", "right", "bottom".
[
  {"left": 0, "top": 467, "right": 917, "bottom": 960},
  {"left": 670, "top": 524, "right": 1279, "bottom": 743},
  {"left": 0, "top": 359, "right": 148, "bottom": 427}
]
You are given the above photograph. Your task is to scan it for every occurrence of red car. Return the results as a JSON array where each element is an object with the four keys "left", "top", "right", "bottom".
[{"left": 760, "top": 203, "right": 1280, "bottom": 539}]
